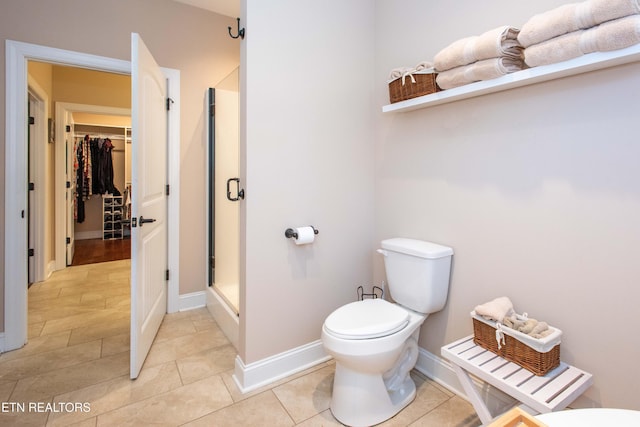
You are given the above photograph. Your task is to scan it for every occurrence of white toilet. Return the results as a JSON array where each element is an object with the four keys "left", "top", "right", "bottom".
[{"left": 321, "top": 238, "right": 453, "bottom": 427}]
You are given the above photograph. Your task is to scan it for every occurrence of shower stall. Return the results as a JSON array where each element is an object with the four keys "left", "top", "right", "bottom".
[{"left": 207, "top": 68, "right": 240, "bottom": 349}]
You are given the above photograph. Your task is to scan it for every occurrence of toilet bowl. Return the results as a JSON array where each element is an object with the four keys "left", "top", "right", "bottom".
[
  {"left": 321, "top": 238, "right": 453, "bottom": 427},
  {"left": 322, "top": 299, "right": 426, "bottom": 427}
]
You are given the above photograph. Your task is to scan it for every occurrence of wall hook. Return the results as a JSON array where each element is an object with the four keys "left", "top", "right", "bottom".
[{"left": 228, "top": 18, "right": 245, "bottom": 39}]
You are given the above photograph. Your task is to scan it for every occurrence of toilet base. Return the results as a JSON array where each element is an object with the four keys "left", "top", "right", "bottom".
[{"left": 329, "top": 363, "right": 417, "bottom": 427}]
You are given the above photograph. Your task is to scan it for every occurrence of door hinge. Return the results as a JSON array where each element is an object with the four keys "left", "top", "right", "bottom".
[
  {"left": 166, "top": 97, "right": 174, "bottom": 111},
  {"left": 66, "top": 237, "right": 71, "bottom": 244},
  {"left": 166, "top": 184, "right": 170, "bottom": 196},
  {"left": 209, "top": 104, "right": 215, "bottom": 117},
  {"left": 29, "top": 116, "right": 35, "bottom": 125},
  {"left": 28, "top": 182, "right": 35, "bottom": 191},
  {"left": 28, "top": 248, "right": 34, "bottom": 257},
  {"left": 66, "top": 181, "right": 71, "bottom": 188},
  {"left": 165, "top": 269, "right": 170, "bottom": 281},
  {"left": 66, "top": 125, "right": 71, "bottom": 132}
]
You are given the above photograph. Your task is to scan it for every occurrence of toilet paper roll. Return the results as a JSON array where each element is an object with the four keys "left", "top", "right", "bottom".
[{"left": 294, "top": 226, "right": 315, "bottom": 245}]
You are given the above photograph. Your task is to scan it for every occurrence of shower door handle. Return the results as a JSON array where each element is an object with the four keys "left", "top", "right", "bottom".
[{"left": 226, "top": 178, "right": 245, "bottom": 201}]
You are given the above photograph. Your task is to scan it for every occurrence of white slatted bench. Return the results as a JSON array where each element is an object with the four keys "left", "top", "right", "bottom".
[{"left": 441, "top": 335, "right": 593, "bottom": 426}]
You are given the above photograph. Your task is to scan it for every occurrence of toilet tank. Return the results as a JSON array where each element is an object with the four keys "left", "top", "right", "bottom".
[{"left": 379, "top": 238, "right": 453, "bottom": 314}]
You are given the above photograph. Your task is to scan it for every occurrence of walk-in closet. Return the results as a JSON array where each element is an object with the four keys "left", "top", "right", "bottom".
[{"left": 71, "top": 118, "right": 132, "bottom": 265}]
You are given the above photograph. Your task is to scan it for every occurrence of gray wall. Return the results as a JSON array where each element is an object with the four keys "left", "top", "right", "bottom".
[
  {"left": 241, "top": 0, "right": 376, "bottom": 362},
  {"left": 375, "top": 0, "right": 640, "bottom": 410}
]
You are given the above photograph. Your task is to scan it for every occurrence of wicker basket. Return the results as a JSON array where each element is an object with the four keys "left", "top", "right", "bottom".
[
  {"left": 388, "top": 72, "right": 440, "bottom": 103},
  {"left": 472, "top": 312, "right": 561, "bottom": 376}
]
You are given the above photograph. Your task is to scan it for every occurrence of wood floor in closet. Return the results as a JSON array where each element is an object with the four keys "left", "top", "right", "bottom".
[{"left": 71, "top": 238, "right": 131, "bottom": 266}]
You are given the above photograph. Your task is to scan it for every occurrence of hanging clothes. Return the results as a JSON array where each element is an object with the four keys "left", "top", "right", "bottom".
[
  {"left": 74, "top": 135, "right": 90, "bottom": 223},
  {"left": 74, "top": 135, "right": 120, "bottom": 223},
  {"left": 83, "top": 135, "right": 92, "bottom": 200},
  {"left": 94, "top": 138, "right": 120, "bottom": 196}
]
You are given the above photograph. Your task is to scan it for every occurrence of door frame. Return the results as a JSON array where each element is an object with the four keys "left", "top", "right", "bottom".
[
  {"left": 27, "top": 77, "right": 49, "bottom": 283},
  {"left": 3, "top": 39, "right": 181, "bottom": 352},
  {"left": 54, "top": 102, "right": 132, "bottom": 270}
]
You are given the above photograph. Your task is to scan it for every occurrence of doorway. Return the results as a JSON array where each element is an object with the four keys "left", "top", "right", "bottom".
[
  {"left": 23, "top": 66, "right": 133, "bottom": 370},
  {"left": 4, "top": 39, "right": 181, "bottom": 358},
  {"left": 53, "top": 99, "right": 133, "bottom": 268},
  {"left": 66, "top": 118, "right": 132, "bottom": 267}
]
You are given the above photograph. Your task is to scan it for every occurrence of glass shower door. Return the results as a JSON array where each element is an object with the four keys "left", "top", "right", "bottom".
[{"left": 208, "top": 68, "right": 240, "bottom": 315}]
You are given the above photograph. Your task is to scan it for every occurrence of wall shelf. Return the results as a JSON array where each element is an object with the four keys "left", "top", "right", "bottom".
[{"left": 382, "top": 44, "right": 640, "bottom": 114}]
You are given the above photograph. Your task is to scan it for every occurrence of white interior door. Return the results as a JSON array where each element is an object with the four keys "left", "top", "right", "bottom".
[
  {"left": 130, "top": 33, "right": 168, "bottom": 379},
  {"left": 65, "top": 113, "right": 75, "bottom": 265}
]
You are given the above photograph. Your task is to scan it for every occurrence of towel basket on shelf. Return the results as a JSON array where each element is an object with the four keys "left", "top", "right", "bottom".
[
  {"left": 471, "top": 311, "right": 562, "bottom": 376},
  {"left": 388, "top": 71, "right": 440, "bottom": 103}
]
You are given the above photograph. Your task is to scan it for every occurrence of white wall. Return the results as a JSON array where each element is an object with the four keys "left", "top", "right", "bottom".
[
  {"left": 375, "top": 0, "right": 640, "bottom": 410},
  {"left": 241, "top": 0, "right": 376, "bottom": 363}
]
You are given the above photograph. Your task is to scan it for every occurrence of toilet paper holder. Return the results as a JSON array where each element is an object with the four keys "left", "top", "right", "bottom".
[{"left": 284, "top": 226, "right": 319, "bottom": 239}]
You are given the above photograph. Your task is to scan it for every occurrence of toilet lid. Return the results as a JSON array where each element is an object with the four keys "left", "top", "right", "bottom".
[{"left": 324, "top": 299, "right": 409, "bottom": 339}]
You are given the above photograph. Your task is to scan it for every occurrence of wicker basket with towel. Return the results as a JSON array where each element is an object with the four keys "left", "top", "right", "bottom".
[
  {"left": 387, "top": 61, "right": 440, "bottom": 103},
  {"left": 472, "top": 297, "right": 562, "bottom": 376}
]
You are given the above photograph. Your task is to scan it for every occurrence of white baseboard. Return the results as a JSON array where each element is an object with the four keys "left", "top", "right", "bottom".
[
  {"left": 233, "top": 340, "right": 331, "bottom": 394},
  {"left": 179, "top": 291, "right": 206, "bottom": 311},
  {"left": 0, "top": 332, "right": 5, "bottom": 353},
  {"left": 75, "top": 231, "right": 103, "bottom": 240},
  {"left": 227, "top": 335, "right": 514, "bottom": 413},
  {"left": 415, "top": 346, "right": 515, "bottom": 414},
  {"left": 415, "top": 345, "right": 466, "bottom": 397}
]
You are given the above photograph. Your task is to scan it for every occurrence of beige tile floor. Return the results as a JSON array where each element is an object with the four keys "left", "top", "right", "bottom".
[{"left": 0, "top": 260, "right": 481, "bottom": 426}]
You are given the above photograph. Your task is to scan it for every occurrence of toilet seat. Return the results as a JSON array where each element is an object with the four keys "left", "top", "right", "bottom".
[{"left": 324, "top": 299, "right": 409, "bottom": 340}]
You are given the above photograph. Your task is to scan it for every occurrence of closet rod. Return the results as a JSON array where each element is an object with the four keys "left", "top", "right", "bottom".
[
  {"left": 74, "top": 122, "right": 130, "bottom": 130},
  {"left": 74, "top": 133, "right": 126, "bottom": 141}
]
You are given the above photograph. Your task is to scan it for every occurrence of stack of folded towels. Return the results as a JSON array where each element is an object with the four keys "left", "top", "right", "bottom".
[
  {"left": 474, "top": 296, "right": 553, "bottom": 339},
  {"left": 434, "top": 26, "right": 526, "bottom": 90},
  {"left": 520, "top": 0, "right": 640, "bottom": 67}
]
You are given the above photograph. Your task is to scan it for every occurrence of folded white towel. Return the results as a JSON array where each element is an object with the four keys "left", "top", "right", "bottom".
[
  {"left": 388, "top": 61, "right": 435, "bottom": 83},
  {"left": 524, "top": 32, "right": 584, "bottom": 67},
  {"left": 474, "top": 297, "right": 515, "bottom": 324},
  {"left": 580, "top": 13, "right": 640, "bottom": 50},
  {"left": 436, "top": 57, "right": 525, "bottom": 89},
  {"left": 414, "top": 61, "right": 435, "bottom": 72},
  {"left": 524, "top": 14, "right": 640, "bottom": 67},
  {"left": 519, "top": 0, "right": 640, "bottom": 47},
  {"left": 435, "top": 26, "right": 523, "bottom": 72},
  {"left": 388, "top": 67, "right": 413, "bottom": 81}
]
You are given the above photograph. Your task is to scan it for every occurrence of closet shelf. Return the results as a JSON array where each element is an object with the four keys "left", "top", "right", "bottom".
[
  {"left": 382, "top": 43, "right": 640, "bottom": 114},
  {"left": 103, "top": 195, "right": 124, "bottom": 240}
]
